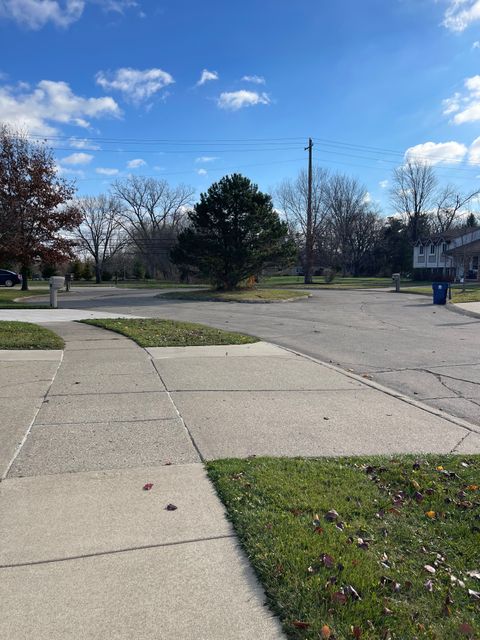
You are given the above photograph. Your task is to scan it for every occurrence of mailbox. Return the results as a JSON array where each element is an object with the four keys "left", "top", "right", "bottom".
[
  {"left": 49, "top": 276, "right": 64, "bottom": 308},
  {"left": 391, "top": 273, "right": 400, "bottom": 292},
  {"left": 49, "top": 276, "right": 64, "bottom": 289}
]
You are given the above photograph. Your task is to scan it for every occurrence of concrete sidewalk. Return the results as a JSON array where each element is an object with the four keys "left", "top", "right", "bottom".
[
  {"left": 0, "top": 322, "right": 282, "bottom": 640},
  {"left": 453, "top": 300, "right": 480, "bottom": 319},
  {"left": 1, "top": 321, "right": 480, "bottom": 639}
]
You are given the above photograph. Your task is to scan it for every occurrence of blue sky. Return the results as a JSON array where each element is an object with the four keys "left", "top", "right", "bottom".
[{"left": 1, "top": 0, "right": 480, "bottom": 211}]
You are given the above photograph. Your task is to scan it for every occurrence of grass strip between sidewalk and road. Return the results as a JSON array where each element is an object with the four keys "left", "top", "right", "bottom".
[
  {"left": 0, "top": 288, "right": 49, "bottom": 309},
  {"left": 0, "top": 321, "right": 64, "bottom": 349},
  {"left": 207, "top": 456, "right": 480, "bottom": 640},
  {"left": 80, "top": 318, "right": 259, "bottom": 347},
  {"left": 158, "top": 288, "right": 310, "bottom": 302},
  {"left": 401, "top": 285, "right": 480, "bottom": 304}
]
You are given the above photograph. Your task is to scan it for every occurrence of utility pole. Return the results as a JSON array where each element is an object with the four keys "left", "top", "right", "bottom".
[{"left": 304, "top": 137, "right": 314, "bottom": 284}]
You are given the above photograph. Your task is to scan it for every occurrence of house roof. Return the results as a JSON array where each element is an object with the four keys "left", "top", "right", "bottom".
[
  {"left": 445, "top": 238, "right": 480, "bottom": 256},
  {"left": 415, "top": 227, "right": 480, "bottom": 245}
]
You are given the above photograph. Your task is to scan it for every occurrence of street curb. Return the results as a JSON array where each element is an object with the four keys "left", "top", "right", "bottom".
[
  {"left": 156, "top": 293, "right": 312, "bottom": 304},
  {"left": 446, "top": 302, "right": 480, "bottom": 321},
  {"left": 273, "top": 343, "right": 480, "bottom": 437}
]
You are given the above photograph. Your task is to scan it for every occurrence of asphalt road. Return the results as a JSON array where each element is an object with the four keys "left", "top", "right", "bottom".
[{"left": 53, "top": 286, "right": 480, "bottom": 427}]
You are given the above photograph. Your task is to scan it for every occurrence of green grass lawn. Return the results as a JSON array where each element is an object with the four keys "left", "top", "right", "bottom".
[
  {"left": 0, "top": 287, "right": 49, "bottom": 308},
  {"left": 159, "top": 288, "right": 311, "bottom": 302},
  {"left": 80, "top": 318, "right": 259, "bottom": 347},
  {"left": 208, "top": 456, "right": 480, "bottom": 640},
  {"left": 72, "top": 280, "right": 206, "bottom": 289},
  {"left": 0, "top": 321, "right": 64, "bottom": 349},
  {"left": 260, "top": 276, "right": 425, "bottom": 289}
]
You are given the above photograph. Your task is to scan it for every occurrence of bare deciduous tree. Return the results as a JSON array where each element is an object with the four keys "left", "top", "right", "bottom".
[
  {"left": 431, "top": 185, "right": 480, "bottom": 234},
  {"left": 74, "top": 195, "right": 125, "bottom": 283},
  {"left": 390, "top": 160, "right": 437, "bottom": 241},
  {"left": 325, "top": 174, "right": 380, "bottom": 276},
  {"left": 112, "top": 176, "right": 194, "bottom": 278},
  {"left": 276, "top": 167, "right": 330, "bottom": 268}
]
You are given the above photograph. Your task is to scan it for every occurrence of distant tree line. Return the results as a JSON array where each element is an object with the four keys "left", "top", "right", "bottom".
[
  {"left": 2, "top": 125, "right": 479, "bottom": 289},
  {"left": 278, "top": 160, "right": 479, "bottom": 278}
]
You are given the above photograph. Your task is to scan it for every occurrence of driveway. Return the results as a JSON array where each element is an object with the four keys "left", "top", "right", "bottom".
[{"left": 29, "top": 286, "right": 480, "bottom": 427}]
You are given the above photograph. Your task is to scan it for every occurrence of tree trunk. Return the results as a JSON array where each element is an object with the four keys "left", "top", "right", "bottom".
[
  {"left": 21, "top": 265, "right": 29, "bottom": 291},
  {"left": 95, "top": 264, "right": 102, "bottom": 284}
]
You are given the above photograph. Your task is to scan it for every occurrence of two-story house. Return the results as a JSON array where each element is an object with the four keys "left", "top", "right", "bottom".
[{"left": 412, "top": 227, "right": 480, "bottom": 280}]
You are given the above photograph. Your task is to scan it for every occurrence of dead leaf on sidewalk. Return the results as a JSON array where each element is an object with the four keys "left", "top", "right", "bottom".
[
  {"left": 143, "top": 483, "right": 153, "bottom": 491},
  {"left": 165, "top": 503, "right": 178, "bottom": 511}
]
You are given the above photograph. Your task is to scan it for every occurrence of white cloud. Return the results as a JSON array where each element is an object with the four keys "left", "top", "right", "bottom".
[
  {"left": 473, "top": 40, "right": 480, "bottom": 48},
  {"left": 0, "top": 0, "right": 136, "bottom": 29},
  {"left": 405, "top": 141, "right": 468, "bottom": 165},
  {"left": 444, "top": 75, "right": 480, "bottom": 124},
  {"left": 196, "top": 69, "right": 218, "bottom": 86},
  {"left": 0, "top": 79, "right": 120, "bottom": 135},
  {"left": 127, "top": 158, "right": 146, "bottom": 168},
  {"left": 443, "top": 0, "right": 480, "bottom": 32},
  {"left": 196, "top": 168, "right": 207, "bottom": 176},
  {"left": 96, "top": 167, "right": 119, "bottom": 175},
  {"left": 379, "top": 180, "right": 389, "bottom": 189},
  {"left": 468, "top": 136, "right": 480, "bottom": 164},
  {"left": 217, "top": 90, "right": 271, "bottom": 111},
  {"left": 96, "top": 67, "right": 174, "bottom": 104},
  {"left": 62, "top": 152, "right": 93, "bottom": 165},
  {"left": 55, "top": 164, "right": 85, "bottom": 178},
  {"left": 69, "top": 137, "right": 100, "bottom": 150},
  {"left": 241, "top": 75, "right": 265, "bottom": 85},
  {"left": 195, "top": 156, "right": 218, "bottom": 163},
  {"left": 0, "top": 0, "right": 84, "bottom": 29}
]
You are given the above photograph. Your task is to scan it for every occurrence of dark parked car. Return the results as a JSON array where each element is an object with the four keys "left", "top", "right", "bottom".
[{"left": 0, "top": 269, "right": 22, "bottom": 287}]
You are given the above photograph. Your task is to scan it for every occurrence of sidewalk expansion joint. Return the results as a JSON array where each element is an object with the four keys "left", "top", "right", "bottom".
[
  {"left": 450, "top": 431, "right": 472, "bottom": 453},
  {"left": 150, "top": 357, "right": 205, "bottom": 463},
  {"left": 47, "top": 390, "right": 169, "bottom": 398},
  {"left": 33, "top": 416, "right": 178, "bottom": 427},
  {"left": 169, "top": 388, "right": 364, "bottom": 393},
  {"left": 150, "top": 358, "right": 205, "bottom": 462},
  {"left": 0, "top": 534, "right": 236, "bottom": 570}
]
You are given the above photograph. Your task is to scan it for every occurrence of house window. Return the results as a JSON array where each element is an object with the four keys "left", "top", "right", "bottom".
[
  {"left": 430, "top": 244, "right": 435, "bottom": 254},
  {"left": 442, "top": 243, "right": 447, "bottom": 254},
  {"left": 419, "top": 245, "right": 424, "bottom": 255}
]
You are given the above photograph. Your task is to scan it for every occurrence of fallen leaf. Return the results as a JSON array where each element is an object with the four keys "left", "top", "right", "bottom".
[
  {"left": 467, "top": 485, "right": 478, "bottom": 491},
  {"left": 325, "top": 509, "right": 340, "bottom": 522},
  {"left": 292, "top": 620, "right": 310, "bottom": 629},
  {"left": 345, "top": 585, "right": 362, "bottom": 600},
  {"left": 332, "top": 591, "right": 347, "bottom": 604},
  {"left": 352, "top": 627, "right": 362, "bottom": 639},
  {"left": 459, "top": 623, "right": 475, "bottom": 636},
  {"left": 322, "top": 553, "right": 335, "bottom": 569},
  {"left": 424, "top": 565, "right": 436, "bottom": 574},
  {"left": 425, "top": 510, "right": 436, "bottom": 519},
  {"left": 466, "top": 570, "right": 480, "bottom": 580},
  {"left": 424, "top": 579, "right": 434, "bottom": 592},
  {"left": 321, "top": 624, "right": 332, "bottom": 638},
  {"left": 165, "top": 503, "right": 177, "bottom": 511},
  {"left": 143, "top": 483, "right": 153, "bottom": 491},
  {"left": 468, "top": 589, "right": 480, "bottom": 600}
]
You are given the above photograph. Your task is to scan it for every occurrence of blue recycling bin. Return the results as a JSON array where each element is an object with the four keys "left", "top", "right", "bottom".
[{"left": 432, "top": 282, "right": 449, "bottom": 305}]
